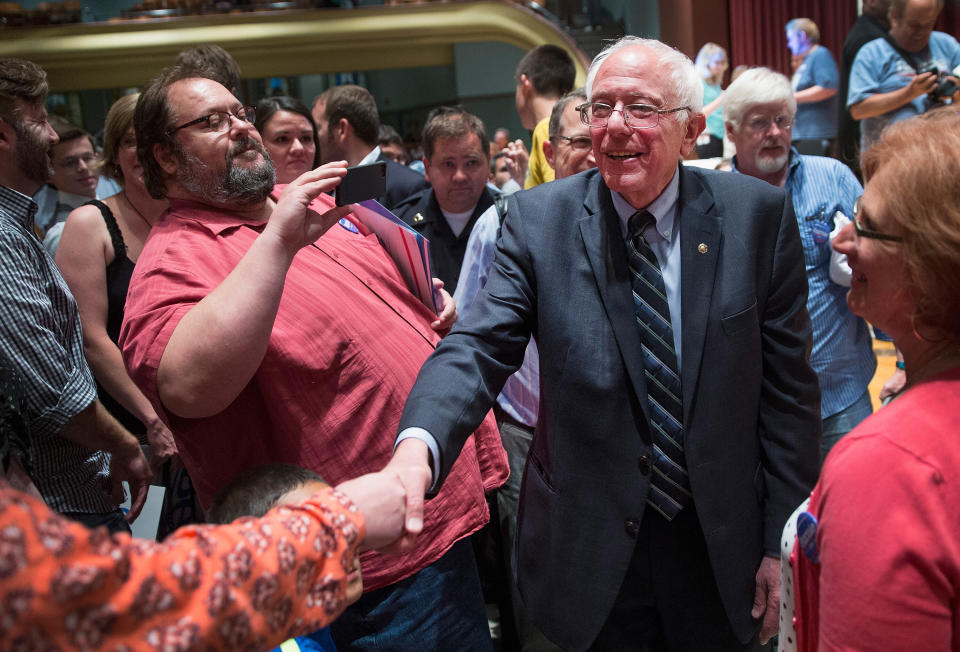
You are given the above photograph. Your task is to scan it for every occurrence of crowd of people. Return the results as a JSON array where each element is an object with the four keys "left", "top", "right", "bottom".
[{"left": 1, "top": 0, "right": 959, "bottom": 649}]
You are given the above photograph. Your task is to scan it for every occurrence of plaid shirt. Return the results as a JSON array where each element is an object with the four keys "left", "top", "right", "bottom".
[{"left": 0, "top": 184, "right": 115, "bottom": 514}]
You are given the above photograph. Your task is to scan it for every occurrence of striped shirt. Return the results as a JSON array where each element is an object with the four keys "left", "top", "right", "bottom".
[
  {"left": 0, "top": 184, "right": 115, "bottom": 514},
  {"left": 732, "top": 152, "right": 876, "bottom": 417}
]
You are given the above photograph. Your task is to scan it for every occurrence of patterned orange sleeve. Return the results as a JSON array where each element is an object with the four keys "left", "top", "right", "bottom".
[{"left": 0, "top": 481, "right": 365, "bottom": 651}]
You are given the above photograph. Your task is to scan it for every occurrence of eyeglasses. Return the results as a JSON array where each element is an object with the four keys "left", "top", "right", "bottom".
[
  {"left": 853, "top": 195, "right": 903, "bottom": 242},
  {"left": 57, "top": 152, "right": 96, "bottom": 169},
  {"left": 168, "top": 106, "right": 256, "bottom": 135},
  {"left": 744, "top": 114, "right": 793, "bottom": 133},
  {"left": 555, "top": 135, "right": 593, "bottom": 151},
  {"left": 576, "top": 102, "right": 691, "bottom": 129}
]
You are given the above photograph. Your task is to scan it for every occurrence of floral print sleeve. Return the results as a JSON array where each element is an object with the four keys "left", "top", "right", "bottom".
[{"left": 0, "top": 481, "right": 364, "bottom": 652}]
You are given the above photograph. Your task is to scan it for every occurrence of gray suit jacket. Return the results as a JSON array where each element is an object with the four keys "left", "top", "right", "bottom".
[{"left": 399, "top": 166, "right": 821, "bottom": 649}]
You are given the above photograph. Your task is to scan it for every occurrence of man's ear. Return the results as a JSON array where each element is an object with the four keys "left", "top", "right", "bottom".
[
  {"left": 336, "top": 118, "right": 351, "bottom": 144},
  {"left": 422, "top": 156, "right": 431, "bottom": 183},
  {"left": 520, "top": 74, "right": 533, "bottom": 98},
  {"left": 0, "top": 118, "right": 13, "bottom": 154},
  {"left": 154, "top": 142, "right": 178, "bottom": 176},
  {"left": 543, "top": 138, "right": 555, "bottom": 169},
  {"left": 680, "top": 113, "right": 706, "bottom": 158},
  {"left": 725, "top": 120, "right": 735, "bottom": 141}
]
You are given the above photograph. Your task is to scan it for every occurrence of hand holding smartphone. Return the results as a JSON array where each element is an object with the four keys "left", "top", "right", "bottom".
[{"left": 335, "top": 161, "right": 387, "bottom": 206}]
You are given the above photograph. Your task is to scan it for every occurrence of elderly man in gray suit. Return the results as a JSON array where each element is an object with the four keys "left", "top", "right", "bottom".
[{"left": 383, "top": 36, "right": 821, "bottom": 651}]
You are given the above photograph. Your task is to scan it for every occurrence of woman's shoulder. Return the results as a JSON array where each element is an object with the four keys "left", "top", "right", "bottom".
[
  {"left": 63, "top": 199, "right": 114, "bottom": 233},
  {"left": 60, "top": 200, "right": 115, "bottom": 249},
  {"left": 822, "top": 375, "right": 960, "bottom": 497}
]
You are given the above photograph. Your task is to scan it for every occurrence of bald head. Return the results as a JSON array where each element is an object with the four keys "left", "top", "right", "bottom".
[{"left": 890, "top": 0, "right": 942, "bottom": 52}]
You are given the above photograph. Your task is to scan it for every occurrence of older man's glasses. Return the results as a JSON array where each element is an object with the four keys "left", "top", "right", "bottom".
[
  {"left": 576, "top": 102, "right": 691, "bottom": 129},
  {"left": 555, "top": 135, "right": 593, "bottom": 151},
  {"left": 168, "top": 106, "right": 256, "bottom": 135},
  {"left": 853, "top": 195, "right": 903, "bottom": 242},
  {"left": 745, "top": 114, "right": 793, "bottom": 133}
]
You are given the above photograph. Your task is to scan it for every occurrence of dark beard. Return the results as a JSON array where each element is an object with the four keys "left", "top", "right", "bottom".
[
  {"left": 14, "top": 120, "right": 53, "bottom": 186},
  {"left": 176, "top": 136, "right": 275, "bottom": 206}
]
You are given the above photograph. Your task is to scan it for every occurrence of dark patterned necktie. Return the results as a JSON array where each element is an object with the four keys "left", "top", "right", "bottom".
[{"left": 626, "top": 210, "right": 691, "bottom": 520}]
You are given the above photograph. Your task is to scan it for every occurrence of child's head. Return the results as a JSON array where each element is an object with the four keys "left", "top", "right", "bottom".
[
  {"left": 205, "top": 463, "right": 328, "bottom": 524},
  {"left": 207, "top": 463, "right": 365, "bottom": 605}
]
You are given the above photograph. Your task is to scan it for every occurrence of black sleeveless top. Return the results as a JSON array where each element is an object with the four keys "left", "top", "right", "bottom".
[{"left": 86, "top": 199, "right": 143, "bottom": 435}]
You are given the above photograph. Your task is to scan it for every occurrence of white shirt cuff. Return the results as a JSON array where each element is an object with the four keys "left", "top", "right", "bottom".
[{"left": 395, "top": 427, "right": 440, "bottom": 494}]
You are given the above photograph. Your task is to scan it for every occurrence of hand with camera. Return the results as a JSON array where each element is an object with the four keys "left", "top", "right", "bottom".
[
  {"left": 916, "top": 63, "right": 959, "bottom": 104},
  {"left": 906, "top": 69, "right": 939, "bottom": 102}
]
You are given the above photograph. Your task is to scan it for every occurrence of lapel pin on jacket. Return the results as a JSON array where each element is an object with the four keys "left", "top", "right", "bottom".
[{"left": 697, "top": 243, "right": 708, "bottom": 254}]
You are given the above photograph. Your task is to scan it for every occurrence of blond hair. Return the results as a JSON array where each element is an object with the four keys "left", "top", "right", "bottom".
[{"left": 861, "top": 108, "right": 960, "bottom": 342}]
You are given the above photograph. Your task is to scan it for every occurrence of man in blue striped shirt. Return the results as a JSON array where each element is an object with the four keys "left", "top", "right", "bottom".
[{"left": 725, "top": 67, "right": 877, "bottom": 460}]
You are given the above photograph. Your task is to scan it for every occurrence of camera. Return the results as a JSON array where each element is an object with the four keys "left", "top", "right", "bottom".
[{"left": 917, "top": 62, "right": 959, "bottom": 103}]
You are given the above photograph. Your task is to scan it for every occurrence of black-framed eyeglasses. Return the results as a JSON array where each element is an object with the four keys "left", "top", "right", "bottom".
[
  {"left": 167, "top": 106, "right": 256, "bottom": 135},
  {"left": 576, "top": 102, "right": 691, "bottom": 130},
  {"left": 555, "top": 135, "right": 593, "bottom": 151},
  {"left": 853, "top": 195, "right": 903, "bottom": 242}
]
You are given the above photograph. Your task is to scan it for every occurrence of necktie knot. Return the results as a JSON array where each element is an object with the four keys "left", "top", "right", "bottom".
[{"left": 628, "top": 210, "right": 656, "bottom": 247}]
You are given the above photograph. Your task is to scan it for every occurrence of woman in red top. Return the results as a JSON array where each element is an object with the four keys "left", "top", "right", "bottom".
[{"left": 793, "top": 109, "right": 960, "bottom": 650}]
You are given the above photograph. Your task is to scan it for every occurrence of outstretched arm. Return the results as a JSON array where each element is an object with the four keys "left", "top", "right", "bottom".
[{"left": 0, "top": 480, "right": 365, "bottom": 649}]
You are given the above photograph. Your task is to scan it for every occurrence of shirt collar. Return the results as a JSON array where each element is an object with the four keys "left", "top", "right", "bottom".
[
  {"left": 166, "top": 186, "right": 344, "bottom": 236},
  {"left": 58, "top": 189, "right": 95, "bottom": 207},
  {"left": 166, "top": 197, "right": 268, "bottom": 236},
  {"left": 359, "top": 146, "right": 382, "bottom": 166},
  {"left": 784, "top": 146, "right": 803, "bottom": 187},
  {"left": 610, "top": 165, "right": 681, "bottom": 241},
  {"left": 0, "top": 184, "right": 39, "bottom": 231}
]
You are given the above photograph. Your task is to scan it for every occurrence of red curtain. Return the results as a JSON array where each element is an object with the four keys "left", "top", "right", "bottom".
[
  {"left": 939, "top": 1, "right": 960, "bottom": 36},
  {"left": 728, "top": 1, "right": 960, "bottom": 75},
  {"left": 728, "top": 0, "right": 856, "bottom": 75}
]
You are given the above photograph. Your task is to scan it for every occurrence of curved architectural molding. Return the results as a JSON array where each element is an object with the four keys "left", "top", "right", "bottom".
[{"left": 0, "top": 1, "right": 588, "bottom": 91}]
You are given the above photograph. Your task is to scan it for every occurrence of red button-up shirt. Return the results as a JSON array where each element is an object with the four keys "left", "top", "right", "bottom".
[{"left": 120, "top": 192, "right": 507, "bottom": 591}]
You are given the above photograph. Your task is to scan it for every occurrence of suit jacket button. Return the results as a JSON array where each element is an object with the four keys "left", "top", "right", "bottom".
[
  {"left": 625, "top": 519, "right": 640, "bottom": 538},
  {"left": 637, "top": 455, "right": 651, "bottom": 475}
]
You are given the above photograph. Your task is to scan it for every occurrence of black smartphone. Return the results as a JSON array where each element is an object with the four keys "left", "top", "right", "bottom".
[{"left": 335, "top": 161, "right": 387, "bottom": 206}]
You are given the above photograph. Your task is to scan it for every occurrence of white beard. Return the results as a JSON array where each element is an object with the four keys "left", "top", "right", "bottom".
[{"left": 755, "top": 150, "right": 790, "bottom": 175}]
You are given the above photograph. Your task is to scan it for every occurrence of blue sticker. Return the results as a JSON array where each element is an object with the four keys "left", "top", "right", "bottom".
[
  {"left": 796, "top": 511, "right": 819, "bottom": 563},
  {"left": 811, "top": 220, "right": 831, "bottom": 244},
  {"left": 339, "top": 218, "right": 359, "bottom": 234}
]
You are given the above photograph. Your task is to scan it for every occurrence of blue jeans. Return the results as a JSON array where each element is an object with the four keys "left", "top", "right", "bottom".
[
  {"left": 65, "top": 508, "right": 131, "bottom": 535},
  {"left": 821, "top": 389, "right": 873, "bottom": 461},
  {"left": 330, "top": 538, "right": 492, "bottom": 651}
]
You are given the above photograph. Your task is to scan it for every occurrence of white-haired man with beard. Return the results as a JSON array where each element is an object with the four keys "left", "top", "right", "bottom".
[
  {"left": 725, "top": 67, "right": 876, "bottom": 459},
  {"left": 118, "top": 67, "right": 507, "bottom": 651}
]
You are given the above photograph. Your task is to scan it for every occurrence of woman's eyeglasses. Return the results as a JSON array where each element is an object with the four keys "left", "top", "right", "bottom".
[{"left": 852, "top": 195, "right": 904, "bottom": 243}]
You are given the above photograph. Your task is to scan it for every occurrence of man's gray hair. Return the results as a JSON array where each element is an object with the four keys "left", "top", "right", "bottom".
[
  {"left": 723, "top": 67, "right": 796, "bottom": 131},
  {"left": 585, "top": 36, "right": 703, "bottom": 125},
  {"left": 549, "top": 87, "right": 588, "bottom": 141}
]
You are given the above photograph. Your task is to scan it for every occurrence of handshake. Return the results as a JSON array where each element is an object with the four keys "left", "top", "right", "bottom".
[{"left": 335, "top": 439, "right": 434, "bottom": 552}]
